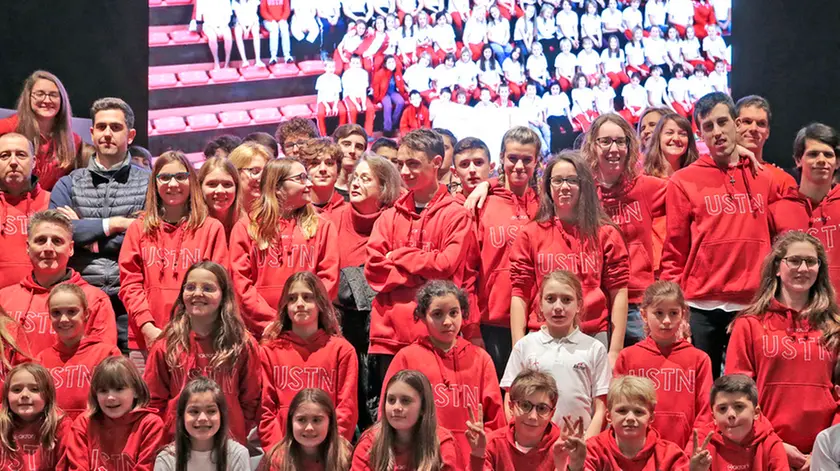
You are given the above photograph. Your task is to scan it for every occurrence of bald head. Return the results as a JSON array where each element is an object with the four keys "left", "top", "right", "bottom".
[{"left": 0, "top": 133, "right": 35, "bottom": 195}]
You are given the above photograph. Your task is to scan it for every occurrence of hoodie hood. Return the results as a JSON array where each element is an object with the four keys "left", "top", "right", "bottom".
[
  {"left": 20, "top": 268, "right": 80, "bottom": 294},
  {"left": 267, "top": 329, "right": 331, "bottom": 353},
  {"left": 490, "top": 185, "right": 539, "bottom": 221},
  {"left": 597, "top": 175, "right": 639, "bottom": 206},
  {"left": 52, "top": 335, "right": 108, "bottom": 358},
  {"left": 102, "top": 407, "right": 159, "bottom": 428},
  {"left": 504, "top": 421, "right": 562, "bottom": 456},
  {"left": 706, "top": 414, "right": 777, "bottom": 450},
  {"left": 635, "top": 335, "right": 695, "bottom": 357},
  {"left": 758, "top": 298, "right": 818, "bottom": 339},
  {"left": 776, "top": 184, "right": 840, "bottom": 228},
  {"left": 0, "top": 177, "right": 43, "bottom": 234},
  {"left": 605, "top": 428, "right": 664, "bottom": 469},
  {"left": 695, "top": 154, "right": 760, "bottom": 214},
  {"left": 393, "top": 184, "right": 457, "bottom": 245},
  {"left": 417, "top": 336, "right": 472, "bottom": 389}
]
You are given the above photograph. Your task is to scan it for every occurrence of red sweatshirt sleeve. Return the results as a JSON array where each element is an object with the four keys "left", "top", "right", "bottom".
[
  {"left": 661, "top": 179, "right": 692, "bottom": 283},
  {"left": 316, "top": 219, "right": 340, "bottom": 300},
  {"left": 238, "top": 337, "right": 263, "bottom": 433},
  {"left": 143, "top": 342, "right": 173, "bottom": 421},
  {"left": 64, "top": 416, "right": 91, "bottom": 471},
  {"left": 768, "top": 438, "right": 791, "bottom": 470},
  {"left": 230, "top": 221, "right": 276, "bottom": 336},
  {"left": 480, "top": 353, "right": 506, "bottom": 433},
  {"left": 0, "top": 116, "right": 18, "bottom": 135},
  {"left": 54, "top": 415, "right": 72, "bottom": 467},
  {"left": 350, "top": 430, "right": 375, "bottom": 471},
  {"left": 335, "top": 340, "right": 360, "bottom": 441},
  {"left": 440, "top": 429, "right": 465, "bottom": 471},
  {"left": 118, "top": 221, "right": 155, "bottom": 331},
  {"left": 365, "top": 212, "right": 413, "bottom": 294},
  {"left": 722, "top": 317, "right": 757, "bottom": 379},
  {"left": 613, "top": 349, "right": 629, "bottom": 376},
  {"left": 134, "top": 414, "right": 165, "bottom": 471},
  {"left": 460, "top": 230, "right": 482, "bottom": 341},
  {"left": 648, "top": 177, "right": 667, "bottom": 218},
  {"left": 509, "top": 224, "right": 536, "bottom": 300},
  {"left": 422, "top": 107, "right": 431, "bottom": 127},
  {"left": 399, "top": 108, "right": 412, "bottom": 135},
  {"left": 87, "top": 292, "right": 118, "bottom": 346},
  {"left": 258, "top": 346, "right": 284, "bottom": 449},
  {"left": 600, "top": 225, "right": 630, "bottom": 292},
  {"left": 693, "top": 352, "right": 714, "bottom": 428},
  {"left": 388, "top": 211, "right": 473, "bottom": 281},
  {"left": 205, "top": 220, "right": 231, "bottom": 269}
]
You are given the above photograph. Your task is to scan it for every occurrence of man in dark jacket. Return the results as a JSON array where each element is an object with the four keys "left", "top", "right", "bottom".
[{"left": 49, "top": 97, "right": 149, "bottom": 353}]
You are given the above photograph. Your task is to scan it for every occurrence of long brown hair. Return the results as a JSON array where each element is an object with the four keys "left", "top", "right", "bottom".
[
  {"left": 88, "top": 356, "right": 150, "bottom": 419},
  {"left": 198, "top": 156, "right": 243, "bottom": 235},
  {"left": 644, "top": 113, "right": 700, "bottom": 178},
  {"left": 735, "top": 231, "right": 840, "bottom": 352},
  {"left": 143, "top": 150, "right": 209, "bottom": 234},
  {"left": 582, "top": 113, "right": 640, "bottom": 183},
  {"left": 14, "top": 71, "right": 77, "bottom": 171},
  {"left": 261, "top": 389, "right": 352, "bottom": 471},
  {"left": 536, "top": 151, "right": 612, "bottom": 243},
  {"left": 263, "top": 271, "right": 340, "bottom": 341},
  {"left": 371, "top": 370, "right": 442, "bottom": 471},
  {"left": 167, "top": 377, "right": 230, "bottom": 471},
  {"left": 247, "top": 159, "right": 319, "bottom": 250},
  {"left": 162, "top": 262, "right": 249, "bottom": 371},
  {"left": 0, "top": 363, "right": 63, "bottom": 452}
]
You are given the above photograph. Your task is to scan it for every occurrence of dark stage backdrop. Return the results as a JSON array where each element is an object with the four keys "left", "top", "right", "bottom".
[{"left": 0, "top": 0, "right": 839, "bottom": 159}]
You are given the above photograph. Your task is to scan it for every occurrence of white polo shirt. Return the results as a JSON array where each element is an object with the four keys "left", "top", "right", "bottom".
[
  {"left": 580, "top": 13, "right": 601, "bottom": 38},
  {"left": 625, "top": 41, "right": 646, "bottom": 67},
  {"left": 644, "top": 75, "right": 668, "bottom": 106},
  {"left": 600, "top": 49, "right": 625, "bottom": 74},
  {"left": 644, "top": 1, "right": 666, "bottom": 28},
  {"left": 315, "top": 73, "right": 342, "bottom": 103},
  {"left": 404, "top": 63, "right": 434, "bottom": 92},
  {"left": 543, "top": 91, "right": 571, "bottom": 117},
  {"left": 501, "top": 327, "right": 611, "bottom": 432},
  {"left": 622, "top": 8, "right": 643, "bottom": 31},
  {"left": 681, "top": 37, "right": 702, "bottom": 61},
  {"left": 601, "top": 8, "right": 623, "bottom": 32},
  {"left": 643, "top": 37, "right": 667, "bottom": 65},
  {"left": 576, "top": 50, "right": 601, "bottom": 76},
  {"left": 622, "top": 83, "right": 648, "bottom": 109},
  {"left": 341, "top": 68, "right": 369, "bottom": 100},
  {"left": 556, "top": 10, "right": 578, "bottom": 39},
  {"left": 594, "top": 86, "right": 616, "bottom": 114}
]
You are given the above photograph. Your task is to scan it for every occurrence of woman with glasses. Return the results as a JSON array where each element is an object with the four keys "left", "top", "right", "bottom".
[
  {"left": 509, "top": 151, "right": 630, "bottom": 367},
  {"left": 230, "top": 158, "right": 339, "bottom": 339},
  {"left": 582, "top": 114, "right": 666, "bottom": 347},
  {"left": 0, "top": 70, "right": 81, "bottom": 190},
  {"left": 119, "top": 151, "right": 229, "bottom": 365},
  {"left": 227, "top": 141, "right": 273, "bottom": 215},
  {"left": 726, "top": 231, "right": 840, "bottom": 465}
]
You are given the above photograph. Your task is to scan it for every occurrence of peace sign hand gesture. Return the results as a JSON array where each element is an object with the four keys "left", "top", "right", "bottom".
[
  {"left": 689, "top": 429, "right": 714, "bottom": 471},
  {"left": 553, "top": 428, "right": 586, "bottom": 471},
  {"left": 465, "top": 403, "right": 487, "bottom": 458}
]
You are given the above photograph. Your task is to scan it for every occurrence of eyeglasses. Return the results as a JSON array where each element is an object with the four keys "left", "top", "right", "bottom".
[
  {"left": 156, "top": 172, "right": 190, "bottom": 184},
  {"left": 31, "top": 91, "right": 60, "bottom": 101},
  {"left": 595, "top": 137, "right": 629, "bottom": 149},
  {"left": 549, "top": 176, "right": 581, "bottom": 188},
  {"left": 782, "top": 256, "right": 820, "bottom": 269},
  {"left": 514, "top": 400, "right": 554, "bottom": 418},
  {"left": 284, "top": 139, "right": 308, "bottom": 150},
  {"left": 241, "top": 166, "right": 264, "bottom": 178},
  {"left": 282, "top": 172, "right": 310, "bottom": 184}
]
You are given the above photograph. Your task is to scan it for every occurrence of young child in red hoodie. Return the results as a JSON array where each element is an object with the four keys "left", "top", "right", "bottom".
[
  {"left": 144, "top": 261, "right": 261, "bottom": 446},
  {"left": 298, "top": 138, "right": 347, "bottom": 222},
  {"left": 36, "top": 284, "right": 120, "bottom": 421},
  {"left": 582, "top": 114, "right": 666, "bottom": 347},
  {"left": 399, "top": 91, "right": 431, "bottom": 136},
  {"left": 230, "top": 158, "right": 339, "bottom": 339},
  {"left": 725, "top": 230, "right": 840, "bottom": 467},
  {"left": 465, "top": 369, "right": 587, "bottom": 471},
  {"left": 259, "top": 388, "right": 353, "bottom": 471},
  {"left": 585, "top": 375, "right": 692, "bottom": 470},
  {"left": 0, "top": 363, "right": 71, "bottom": 469},
  {"left": 63, "top": 356, "right": 164, "bottom": 471},
  {"left": 258, "top": 271, "right": 358, "bottom": 449},
  {"left": 687, "top": 374, "right": 789, "bottom": 471},
  {"left": 614, "top": 280, "right": 714, "bottom": 448},
  {"left": 382, "top": 280, "right": 506, "bottom": 459},
  {"left": 351, "top": 369, "right": 464, "bottom": 470},
  {"left": 119, "top": 150, "right": 229, "bottom": 359},
  {"left": 1, "top": 209, "right": 117, "bottom": 356}
]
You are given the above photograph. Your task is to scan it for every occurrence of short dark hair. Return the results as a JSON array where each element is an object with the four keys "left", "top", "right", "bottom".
[
  {"left": 710, "top": 374, "right": 759, "bottom": 407},
  {"left": 203, "top": 134, "right": 242, "bottom": 158},
  {"left": 735, "top": 95, "right": 772, "bottom": 123},
  {"left": 371, "top": 137, "right": 398, "bottom": 154},
  {"left": 243, "top": 131, "right": 279, "bottom": 157},
  {"left": 693, "top": 91, "right": 736, "bottom": 124},
  {"left": 91, "top": 97, "right": 135, "bottom": 129},
  {"left": 414, "top": 279, "right": 470, "bottom": 321},
  {"left": 400, "top": 128, "right": 444, "bottom": 161},
  {"left": 275, "top": 118, "right": 319, "bottom": 151},
  {"left": 409, "top": 90, "right": 421, "bottom": 98},
  {"left": 332, "top": 123, "right": 368, "bottom": 143},
  {"left": 793, "top": 123, "right": 840, "bottom": 163},
  {"left": 453, "top": 137, "right": 491, "bottom": 164},
  {"left": 433, "top": 128, "right": 457, "bottom": 147}
]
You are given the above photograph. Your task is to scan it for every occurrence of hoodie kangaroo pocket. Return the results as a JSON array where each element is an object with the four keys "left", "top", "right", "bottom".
[
  {"left": 685, "top": 239, "right": 768, "bottom": 296},
  {"left": 652, "top": 411, "right": 692, "bottom": 448},
  {"left": 761, "top": 383, "right": 836, "bottom": 448}
]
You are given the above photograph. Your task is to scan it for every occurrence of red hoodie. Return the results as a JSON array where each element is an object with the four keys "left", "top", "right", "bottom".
[
  {"left": 365, "top": 184, "right": 480, "bottom": 355},
  {"left": 725, "top": 299, "right": 839, "bottom": 453},
  {"left": 144, "top": 332, "right": 261, "bottom": 445},
  {"left": 0, "top": 183, "right": 50, "bottom": 290},
  {"left": 0, "top": 269, "right": 117, "bottom": 355},
  {"left": 0, "top": 115, "right": 82, "bottom": 191},
  {"left": 314, "top": 191, "right": 347, "bottom": 224},
  {"left": 470, "top": 422, "right": 561, "bottom": 471},
  {"left": 0, "top": 414, "right": 71, "bottom": 470},
  {"left": 119, "top": 217, "right": 229, "bottom": 350},
  {"left": 372, "top": 67, "right": 407, "bottom": 103},
  {"left": 382, "top": 337, "right": 505, "bottom": 458},
  {"left": 399, "top": 104, "right": 431, "bottom": 136},
  {"left": 476, "top": 185, "right": 539, "bottom": 327},
  {"left": 598, "top": 175, "right": 666, "bottom": 303},
  {"left": 258, "top": 329, "right": 358, "bottom": 448},
  {"left": 509, "top": 219, "right": 629, "bottom": 334},
  {"left": 230, "top": 215, "right": 339, "bottom": 339},
  {"left": 687, "top": 415, "right": 789, "bottom": 471},
  {"left": 63, "top": 408, "right": 164, "bottom": 471},
  {"left": 661, "top": 155, "right": 772, "bottom": 303},
  {"left": 584, "top": 428, "right": 690, "bottom": 471},
  {"left": 334, "top": 204, "right": 383, "bottom": 269},
  {"left": 36, "top": 337, "right": 121, "bottom": 422},
  {"left": 259, "top": 0, "right": 290, "bottom": 21},
  {"left": 614, "top": 337, "right": 713, "bottom": 448},
  {"left": 770, "top": 185, "right": 840, "bottom": 295},
  {"left": 351, "top": 424, "right": 463, "bottom": 471}
]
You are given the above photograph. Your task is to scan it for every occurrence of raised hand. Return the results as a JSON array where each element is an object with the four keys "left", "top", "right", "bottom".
[
  {"left": 553, "top": 429, "right": 586, "bottom": 471},
  {"left": 689, "top": 429, "right": 713, "bottom": 471},
  {"left": 465, "top": 403, "right": 486, "bottom": 458}
]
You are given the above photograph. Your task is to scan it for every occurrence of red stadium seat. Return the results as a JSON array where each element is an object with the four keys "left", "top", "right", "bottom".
[
  {"left": 187, "top": 113, "right": 220, "bottom": 130},
  {"left": 170, "top": 30, "right": 203, "bottom": 44},
  {"left": 178, "top": 70, "right": 210, "bottom": 86},
  {"left": 149, "top": 73, "right": 178, "bottom": 89},
  {"left": 241, "top": 66, "right": 271, "bottom": 80},
  {"left": 269, "top": 62, "right": 300, "bottom": 77},
  {"left": 297, "top": 60, "right": 327, "bottom": 75},
  {"left": 209, "top": 68, "right": 241, "bottom": 83},
  {"left": 149, "top": 31, "right": 170, "bottom": 46},
  {"left": 219, "top": 110, "right": 252, "bottom": 127},
  {"left": 250, "top": 107, "right": 283, "bottom": 124},
  {"left": 149, "top": 0, "right": 162, "bottom": 5},
  {"left": 153, "top": 117, "right": 187, "bottom": 134},
  {"left": 280, "top": 104, "right": 313, "bottom": 118},
  {"left": 163, "top": 0, "right": 192, "bottom": 5}
]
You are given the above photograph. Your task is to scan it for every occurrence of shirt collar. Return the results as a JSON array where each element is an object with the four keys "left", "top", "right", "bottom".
[{"left": 538, "top": 326, "right": 581, "bottom": 345}]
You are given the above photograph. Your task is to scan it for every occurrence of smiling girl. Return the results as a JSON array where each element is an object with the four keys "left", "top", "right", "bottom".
[{"left": 198, "top": 156, "right": 242, "bottom": 241}]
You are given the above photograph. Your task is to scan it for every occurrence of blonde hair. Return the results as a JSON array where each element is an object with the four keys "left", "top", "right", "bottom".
[
  {"left": 0, "top": 363, "right": 63, "bottom": 452},
  {"left": 14, "top": 71, "right": 78, "bottom": 172},
  {"left": 47, "top": 283, "right": 89, "bottom": 317},
  {"left": 88, "top": 356, "right": 150, "bottom": 419},
  {"left": 0, "top": 308, "right": 31, "bottom": 372},
  {"left": 607, "top": 375, "right": 657, "bottom": 412},
  {"left": 143, "top": 150, "right": 208, "bottom": 234},
  {"left": 263, "top": 272, "right": 340, "bottom": 341},
  {"left": 582, "top": 113, "right": 640, "bottom": 182},
  {"left": 508, "top": 369, "right": 559, "bottom": 407},
  {"left": 198, "top": 156, "right": 243, "bottom": 235},
  {"left": 248, "top": 159, "right": 319, "bottom": 249}
]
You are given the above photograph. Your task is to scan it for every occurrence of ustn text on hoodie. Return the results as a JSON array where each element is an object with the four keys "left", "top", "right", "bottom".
[
  {"left": 686, "top": 415, "right": 789, "bottom": 471},
  {"left": 0, "top": 414, "right": 71, "bottom": 470},
  {"left": 63, "top": 408, "right": 165, "bottom": 471}
]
